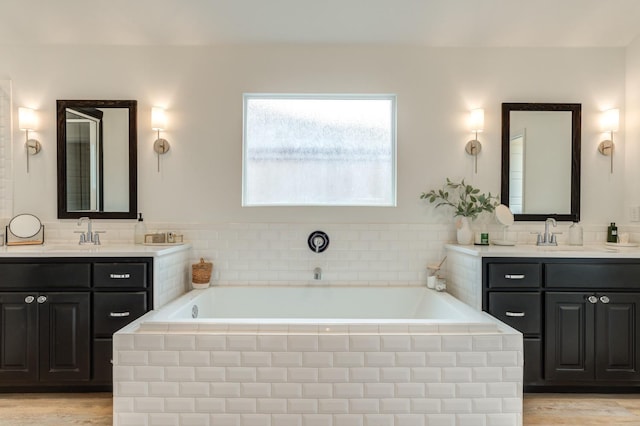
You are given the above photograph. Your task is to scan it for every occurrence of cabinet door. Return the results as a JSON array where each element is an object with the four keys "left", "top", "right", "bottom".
[
  {"left": 595, "top": 293, "right": 640, "bottom": 381},
  {"left": 545, "top": 292, "right": 595, "bottom": 382},
  {"left": 38, "top": 292, "right": 90, "bottom": 382},
  {"left": 0, "top": 293, "right": 38, "bottom": 382}
]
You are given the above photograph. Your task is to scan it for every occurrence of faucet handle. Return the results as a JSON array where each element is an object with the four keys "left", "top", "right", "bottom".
[
  {"left": 74, "top": 231, "right": 86, "bottom": 244},
  {"left": 93, "top": 231, "right": 106, "bottom": 245}
]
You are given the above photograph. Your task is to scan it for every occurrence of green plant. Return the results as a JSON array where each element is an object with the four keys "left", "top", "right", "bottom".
[{"left": 420, "top": 178, "right": 499, "bottom": 219}]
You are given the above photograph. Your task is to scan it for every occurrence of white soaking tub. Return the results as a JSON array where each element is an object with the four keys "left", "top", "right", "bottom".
[{"left": 114, "top": 286, "right": 523, "bottom": 426}]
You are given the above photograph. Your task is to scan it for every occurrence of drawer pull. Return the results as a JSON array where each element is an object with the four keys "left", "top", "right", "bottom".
[
  {"left": 505, "top": 311, "right": 525, "bottom": 317},
  {"left": 110, "top": 273, "right": 131, "bottom": 279},
  {"left": 109, "top": 311, "right": 131, "bottom": 318},
  {"left": 504, "top": 274, "right": 525, "bottom": 280}
]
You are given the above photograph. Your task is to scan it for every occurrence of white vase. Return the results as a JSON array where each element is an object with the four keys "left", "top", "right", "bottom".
[{"left": 456, "top": 216, "right": 474, "bottom": 245}]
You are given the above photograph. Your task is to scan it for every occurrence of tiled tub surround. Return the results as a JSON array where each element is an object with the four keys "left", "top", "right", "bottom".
[{"left": 113, "top": 287, "right": 523, "bottom": 426}]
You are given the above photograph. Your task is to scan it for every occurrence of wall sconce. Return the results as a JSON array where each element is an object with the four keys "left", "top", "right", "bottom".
[
  {"left": 18, "top": 107, "right": 42, "bottom": 173},
  {"left": 598, "top": 108, "right": 619, "bottom": 174},
  {"left": 465, "top": 108, "right": 484, "bottom": 173},
  {"left": 151, "top": 106, "right": 170, "bottom": 172}
]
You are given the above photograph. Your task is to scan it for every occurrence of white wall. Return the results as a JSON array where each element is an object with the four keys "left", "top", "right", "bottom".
[
  {"left": 0, "top": 45, "right": 626, "bottom": 226},
  {"left": 626, "top": 36, "right": 640, "bottom": 223}
]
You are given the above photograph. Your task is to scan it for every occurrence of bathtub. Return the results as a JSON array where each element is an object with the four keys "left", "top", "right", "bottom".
[
  {"left": 114, "top": 286, "right": 523, "bottom": 426},
  {"left": 142, "top": 286, "right": 499, "bottom": 331}
]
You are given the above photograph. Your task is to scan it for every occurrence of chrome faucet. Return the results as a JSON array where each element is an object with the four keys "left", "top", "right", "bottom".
[
  {"left": 536, "top": 218, "right": 558, "bottom": 246},
  {"left": 313, "top": 267, "right": 322, "bottom": 280},
  {"left": 76, "top": 217, "right": 103, "bottom": 245}
]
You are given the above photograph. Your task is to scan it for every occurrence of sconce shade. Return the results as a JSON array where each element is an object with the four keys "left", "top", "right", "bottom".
[
  {"left": 151, "top": 107, "right": 167, "bottom": 131},
  {"left": 469, "top": 108, "right": 484, "bottom": 132},
  {"left": 18, "top": 107, "right": 36, "bottom": 131},
  {"left": 601, "top": 108, "right": 619, "bottom": 132}
]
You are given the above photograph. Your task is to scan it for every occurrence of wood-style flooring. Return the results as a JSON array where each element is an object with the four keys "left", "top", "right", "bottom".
[{"left": 0, "top": 393, "right": 638, "bottom": 425}]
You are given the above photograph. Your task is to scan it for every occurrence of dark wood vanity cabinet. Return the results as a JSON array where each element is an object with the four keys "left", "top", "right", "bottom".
[
  {"left": 0, "top": 258, "right": 152, "bottom": 391},
  {"left": 483, "top": 257, "right": 640, "bottom": 391}
]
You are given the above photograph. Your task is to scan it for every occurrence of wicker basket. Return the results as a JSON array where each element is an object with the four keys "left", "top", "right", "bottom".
[{"left": 192, "top": 258, "right": 213, "bottom": 288}]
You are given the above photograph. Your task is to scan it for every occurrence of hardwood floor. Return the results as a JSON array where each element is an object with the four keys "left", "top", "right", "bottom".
[{"left": 0, "top": 393, "right": 638, "bottom": 425}]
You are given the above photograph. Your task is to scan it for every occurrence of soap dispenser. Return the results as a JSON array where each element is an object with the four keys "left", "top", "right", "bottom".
[
  {"left": 134, "top": 213, "right": 146, "bottom": 244},
  {"left": 607, "top": 222, "right": 618, "bottom": 243}
]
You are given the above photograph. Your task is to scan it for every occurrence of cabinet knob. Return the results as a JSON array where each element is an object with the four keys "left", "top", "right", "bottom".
[
  {"left": 37, "top": 295, "right": 47, "bottom": 304},
  {"left": 109, "top": 312, "right": 131, "bottom": 318},
  {"left": 24, "top": 295, "right": 35, "bottom": 304},
  {"left": 505, "top": 311, "right": 525, "bottom": 317},
  {"left": 587, "top": 295, "right": 598, "bottom": 304},
  {"left": 600, "top": 295, "right": 610, "bottom": 304},
  {"left": 504, "top": 274, "right": 525, "bottom": 280}
]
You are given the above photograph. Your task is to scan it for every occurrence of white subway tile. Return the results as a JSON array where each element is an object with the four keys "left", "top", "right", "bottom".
[
  {"left": 148, "top": 413, "right": 180, "bottom": 426},
  {"left": 486, "top": 414, "right": 519, "bottom": 426},
  {"left": 426, "top": 353, "right": 457, "bottom": 367},
  {"left": 472, "top": 367, "right": 503, "bottom": 382},
  {"left": 410, "top": 398, "right": 441, "bottom": 414},
  {"left": 457, "top": 352, "right": 488, "bottom": 367},
  {"left": 456, "top": 383, "right": 487, "bottom": 398},
  {"left": 114, "top": 334, "right": 135, "bottom": 350},
  {"left": 442, "top": 336, "right": 473, "bottom": 352},
  {"left": 288, "top": 336, "right": 319, "bottom": 352},
  {"left": 380, "top": 336, "right": 411, "bottom": 351},
  {"left": 212, "top": 351, "right": 242, "bottom": 367},
  {"left": 333, "top": 414, "right": 364, "bottom": 426},
  {"left": 117, "top": 413, "right": 149, "bottom": 426},
  {"left": 411, "top": 367, "right": 441, "bottom": 382},
  {"left": 272, "top": 352, "right": 302, "bottom": 367},
  {"left": 395, "top": 352, "right": 425, "bottom": 367},
  {"left": 456, "top": 414, "right": 487, "bottom": 426},
  {"left": 487, "top": 351, "right": 518, "bottom": 367},
  {"left": 301, "top": 414, "right": 332, "bottom": 426},
  {"left": 318, "top": 367, "right": 349, "bottom": 382},
  {"left": 394, "top": 414, "right": 425, "bottom": 426},
  {"left": 425, "top": 383, "right": 456, "bottom": 398},
  {"left": 134, "top": 397, "right": 165, "bottom": 413},
  {"left": 226, "top": 398, "right": 257, "bottom": 413},
  {"left": 194, "top": 398, "right": 225, "bottom": 413},
  {"left": 349, "top": 399, "right": 379, "bottom": 414},
  {"left": 334, "top": 352, "right": 365, "bottom": 367},
  {"left": 240, "top": 414, "right": 271, "bottom": 426},
  {"left": 441, "top": 398, "right": 472, "bottom": 413},
  {"left": 303, "top": 383, "right": 333, "bottom": 398},
  {"left": 212, "top": 383, "right": 241, "bottom": 398},
  {"left": 134, "top": 366, "right": 165, "bottom": 381},
  {"left": 319, "top": 335, "right": 349, "bottom": 352},
  {"left": 502, "top": 367, "right": 522, "bottom": 382},
  {"left": 178, "top": 413, "right": 210, "bottom": 426},
  {"left": 333, "top": 383, "right": 364, "bottom": 398},
  {"left": 502, "top": 397, "right": 523, "bottom": 413},
  {"left": 149, "top": 382, "right": 180, "bottom": 397},
  {"left": 486, "top": 382, "right": 518, "bottom": 398},
  {"left": 350, "top": 336, "right": 380, "bottom": 352},
  {"left": 473, "top": 398, "right": 502, "bottom": 413},
  {"left": 318, "top": 399, "right": 348, "bottom": 414},
  {"left": 271, "top": 414, "right": 302, "bottom": 426},
  {"left": 442, "top": 367, "right": 472, "bottom": 383},
  {"left": 257, "top": 335, "right": 288, "bottom": 352},
  {"left": 381, "top": 397, "right": 411, "bottom": 413},
  {"left": 180, "top": 351, "right": 211, "bottom": 366},
  {"left": 363, "top": 414, "right": 394, "bottom": 426},
  {"left": 365, "top": 352, "right": 395, "bottom": 367},
  {"left": 240, "top": 383, "right": 271, "bottom": 398},
  {"left": 164, "top": 335, "right": 196, "bottom": 351},
  {"left": 113, "top": 397, "right": 134, "bottom": 413},
  {"left": 288, "top": 367, "right": 319, "bottom": 382},
  {"left": 119, "top": 351, "right": 149, "bottom": 365},
  {"left": 350, "top": 368, "right": 380, "bottom": 383},
  {"left": 257, "top": 398, "right": 287, "bottom": 413},
  {"left": 227, "top": 335, "right": 258, "bottom": 351},
  {"left": 164, "top": 366, "right": 195, "bottom": 381},
  {"left": 242, "top": 352, "right": 272, "bottom": 367},
  {"left": 395, "top": 383, "right": 424, "bottom": 398},
  {"left": 380, "top": 368, "right": 410, "bottom": 383},
  {"left": 473, "top": 336, "right": 503, "bottom": 351},
  {"left": 180, "top": 382, "right": 211, "bottom": 397},
  {"left": 195, "top": 366, "right": 225, "bottom": 382},
  {"left": 257, "top": 367, "right": 288, "bottom": 382},
  {"left": 226, "top": 367, "right": 257, "bottom": 382},
  {"left": 149, "top": 351, "right": 180, "bottom": 366},
  {"left": 303, "top": 352, "right": 333, "bottom": 367},
  {"left": 134, "top": 335, "right": 166, "bottom": 351},
  {"left": 196, "top": 335, "right": 226, "bottom": 351},
  {"left": 118, "top": 382, "right": 148, "bottom": 396},
  {"left": 411, "top": 336, "right": 441, "bottom": 352},
  {"left": 288, "top": 399, "right": 318, "bottom": 414},
  {"left": 272, "top": 383, "right": 303, "bottom": 398},
  {"left": 165, "top": 398, "right": 196, "bottom": 413},
  {"left": 364, "top": 383, "right": 394, "bottom": 398}
]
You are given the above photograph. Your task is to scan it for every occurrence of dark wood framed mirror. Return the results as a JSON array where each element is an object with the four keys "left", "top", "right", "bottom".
[
  {"left": 57, "top": 100, "right": 137, "bottom": 219},
  {"left": 501, "top": 102, "right": 581, "bottom": 222}
]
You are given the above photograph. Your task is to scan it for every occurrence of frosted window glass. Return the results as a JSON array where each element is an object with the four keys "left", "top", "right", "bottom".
[{"left": 243, "top": 94, "right": 396, "bottom": 206}]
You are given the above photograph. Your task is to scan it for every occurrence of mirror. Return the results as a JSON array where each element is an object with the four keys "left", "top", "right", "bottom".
[
  {"left": 501, "top": 103, "right": 581, "bottom": 222},
  {"left": 57, "top": 100, "right": 137, "bottom": 219}
]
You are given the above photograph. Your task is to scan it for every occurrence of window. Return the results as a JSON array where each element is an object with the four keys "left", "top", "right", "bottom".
[{"left": 242, "top": 94, "right": 396, "bottom": 206}]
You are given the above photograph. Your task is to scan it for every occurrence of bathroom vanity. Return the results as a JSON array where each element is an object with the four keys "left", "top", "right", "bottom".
[
  {"left": 0, "top": 244, "right": 190, "bottom": 391},
  {"left": 446, "top": 244, "right": 640, "bottom": 391}
]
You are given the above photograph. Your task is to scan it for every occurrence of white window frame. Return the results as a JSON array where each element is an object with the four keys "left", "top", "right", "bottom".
[{"left": 242, "top": 93, "right": 397, "bottom": 207}]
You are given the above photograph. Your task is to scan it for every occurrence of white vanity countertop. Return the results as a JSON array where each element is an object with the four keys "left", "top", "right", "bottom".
[
  {"left": 445, "top": 243, "right": 640, "bottom": 258},
  {"left": 0, "top": 243, "right": 191, "bottom": 258}
]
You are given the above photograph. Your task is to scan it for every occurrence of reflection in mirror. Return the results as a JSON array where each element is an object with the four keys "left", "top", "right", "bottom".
[
  {"left": 57, "top": 100, "right": 137, "bottom": 219},
  {"left": 501, "top": 103, "right": 581, "bottom": 222}
]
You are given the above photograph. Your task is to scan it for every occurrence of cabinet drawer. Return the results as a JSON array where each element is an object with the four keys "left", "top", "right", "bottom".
[
  {"left": 94, "top": 292, "right": 148, "bottom": 336},
  {"left": 546, "top": 263, "right": 640, "bottom": 288},
  {"left": 488, "top": 292, "right": 541, "bottom": 334},
  {"left": 488, "top": 263, "right": 541, "bottom": 288},
  {"left": 0, "top": 263, "right": 90, "bottom": 289},
  {"left": 94, "top": 263, "right": 148, "bottom": 288}
]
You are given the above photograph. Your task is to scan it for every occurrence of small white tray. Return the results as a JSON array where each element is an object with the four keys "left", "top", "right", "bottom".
[
  {"left": 492, "top": 239, "right": 516, "bottom": 246},
  {"left": 605, "top": 242, "right": 638, "bottom": 247}
]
